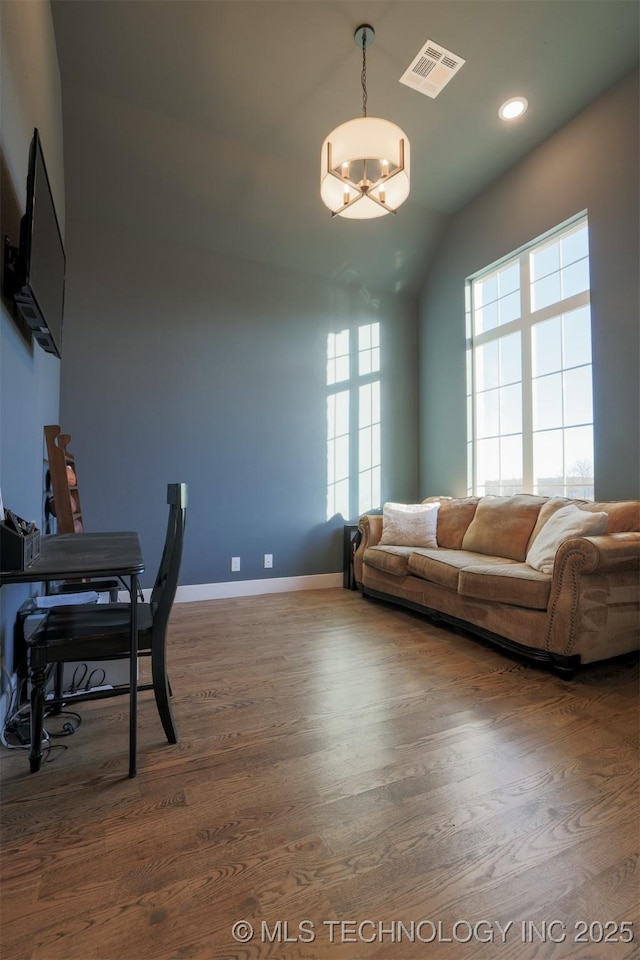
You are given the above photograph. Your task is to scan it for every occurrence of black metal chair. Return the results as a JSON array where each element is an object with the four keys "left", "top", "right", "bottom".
[{"left": 26, "top": 482, "right": 187, "bottom": 774}]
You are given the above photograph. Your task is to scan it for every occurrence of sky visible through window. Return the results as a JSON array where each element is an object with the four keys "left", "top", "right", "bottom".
[{"left": 468, "top": 218, "right": 594, "bottom": 498}]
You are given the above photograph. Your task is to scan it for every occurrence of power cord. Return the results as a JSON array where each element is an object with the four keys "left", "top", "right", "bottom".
[
  {"left": 1, "top": 707, "right": 52, "bottom": 759},
  {"left": 68, "top": 664, "right": 106, "bottom": 694},
  {"left": 1, "top": 664, "right": 82, "bottom": 760},
  {"left": 85, "top": 668, "right": 106, "bottom": 690},
  {"left": 2, "top": 658, "right": 118, "bottom": 761},
  {"left": 2, "top": 707, "right": 81, "bottom": 761},
  {"left": 1, "top": 674, "right": 31, "bottom": 750},
  {"left": 44, "top": 709, "right": 82, "bottom": 738}
]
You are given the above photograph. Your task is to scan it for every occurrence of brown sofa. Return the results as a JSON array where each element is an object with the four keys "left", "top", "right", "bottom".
[{"left": 354, "top": 494, "right": 640, "bottom": 677}]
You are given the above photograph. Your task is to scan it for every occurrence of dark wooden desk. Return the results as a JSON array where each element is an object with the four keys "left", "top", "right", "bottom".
[{"left": 0, "top": 532, "right": 144, "bottom": 776}]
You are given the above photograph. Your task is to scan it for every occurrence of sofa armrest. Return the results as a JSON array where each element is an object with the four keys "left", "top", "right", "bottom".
[
  {"left": 545, "top": 532, "right": 640, "bottom": 659},
  {"left": 358, "top": 514, "right": 383, "bottom": 548},
  {"left": 553, "top": 531, "right": 640, "bottom": 575},
  {"left": 353, "top": 515, "right": 383, "bottom": 585}
]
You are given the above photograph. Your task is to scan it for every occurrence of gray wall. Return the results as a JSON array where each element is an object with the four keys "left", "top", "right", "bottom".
[
  {"left": 0, "top": 1, "right": 64, "bottom": 689},
  {"left": 419, "top": 69, "right": 639, "bottom": 501},
  {"left": 60, "top": 222, "right": 418, "bottom": 589},
  {"left": 56, "top": 47, "right": 420, "bottom": 592}
]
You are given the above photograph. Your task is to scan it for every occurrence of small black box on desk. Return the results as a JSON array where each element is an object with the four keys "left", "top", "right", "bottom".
[{"left": 1, "top": 518, "right": 41, "bottom": 571}]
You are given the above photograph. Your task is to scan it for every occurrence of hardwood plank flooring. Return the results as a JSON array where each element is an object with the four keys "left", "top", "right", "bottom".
[{"left": 1, "top": 589, "right": 638, "bottom": 960}]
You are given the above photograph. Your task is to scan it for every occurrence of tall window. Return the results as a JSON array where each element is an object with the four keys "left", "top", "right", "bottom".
[
  {"left": 467, "top": 215, "right": 594, "bottom": 499},
  {"left": 327, "top": 323, "right": 381, "bottom": 519}
]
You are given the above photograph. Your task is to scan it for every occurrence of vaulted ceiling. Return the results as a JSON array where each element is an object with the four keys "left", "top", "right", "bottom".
[{"left": 51, "top": 0, "right": 639, "bottom": 297}]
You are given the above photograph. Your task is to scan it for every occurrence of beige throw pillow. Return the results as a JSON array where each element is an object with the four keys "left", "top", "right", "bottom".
[
  {"left": 379, "top": 501, "right": 440, "bottom": 548},
  {"left": 526, "top": 503, "right": 608, "bottom": 574}
]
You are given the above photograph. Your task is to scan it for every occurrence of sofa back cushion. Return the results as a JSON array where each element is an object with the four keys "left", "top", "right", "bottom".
[
  {"left": 520, "top": 498, "right": 640, "bottom": 554},
  {"left": 526, "top": 497, "right": 586, "bottom": 552},
  {"left": 583, "top": 500, "right": 640, "bottom": 533},
  {"left": 526, "top": 503, "right": 608, "bottom": 574},
  {"left": 461, "top": 495, "right": 545, "bottom": 561},
  {"left": 422, "top": 496, "right": 479, "bottom": 549}
]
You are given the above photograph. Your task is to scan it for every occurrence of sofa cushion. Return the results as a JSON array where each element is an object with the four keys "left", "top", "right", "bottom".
[
  {"left": 407, "top": 548, "right": 518, "bottom": 591},
  {"left": 525, "top": 498, "right": 640, "bottom": 550},
  {"left": 379, "top": 501, "right": 440, "bottom": 547},
  {"left": 363, "top": 545, "right": 414, "bottom": 578},
  {"left": 458, "top": 562, "right": 552, "bottom": 611},
  {"left": 461, "top": 494, "right": 545, "bottom": 561},
  {"left": 526, "top": 497, "right": 586, "bottom": 552},
  {"left": 584, "top": 500, "right": 640, "bottom": 533},
  {"left": 423, "top": 496, "right": 480, "bottom": 549},
  {"left": 526, "top": 503, "right": 608, "bottom": 574}
]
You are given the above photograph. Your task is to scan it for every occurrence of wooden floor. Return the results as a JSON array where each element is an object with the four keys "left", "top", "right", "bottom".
[{"left": 1, "top": 589, "right": 638, "bottom": 960}]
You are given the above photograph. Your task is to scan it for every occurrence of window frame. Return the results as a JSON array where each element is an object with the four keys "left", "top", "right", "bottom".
[{"left": 466, "top": 212, "right": 593, "bottom": 499}]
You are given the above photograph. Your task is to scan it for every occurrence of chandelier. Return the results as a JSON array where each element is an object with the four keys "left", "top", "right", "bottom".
[{"left": 321, "top": 24, "right": 410, "bottom": 219}]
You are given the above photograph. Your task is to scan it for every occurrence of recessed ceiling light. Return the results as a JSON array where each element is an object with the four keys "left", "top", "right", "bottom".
[{"left": 499, "top": 97, "right": 528, "bottom": 121}]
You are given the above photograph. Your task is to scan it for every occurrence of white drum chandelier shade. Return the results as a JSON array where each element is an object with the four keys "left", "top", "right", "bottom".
[
  {"left": 321, "top": 25, "right": 410, "bottom": 219},
  {"left": 321, "top": 118, "right": 410, "bottom": 219}
]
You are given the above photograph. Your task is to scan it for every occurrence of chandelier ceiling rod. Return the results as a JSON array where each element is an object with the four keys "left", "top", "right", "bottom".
[{"left": 359, "top": 24, "right": 370, "bottom": 118}]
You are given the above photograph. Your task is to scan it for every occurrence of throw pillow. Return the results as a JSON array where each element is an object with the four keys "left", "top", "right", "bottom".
[
  {"left": 526, "top": 503, "right": 608, "bottom": 574},
  {"left": 379, "top": 501, "right": 440, "bottom": 548}
]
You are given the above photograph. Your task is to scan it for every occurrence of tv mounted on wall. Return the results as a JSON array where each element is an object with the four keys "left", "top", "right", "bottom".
[{"left": 3, "top": 128, "right": 66, "bottom": 358}]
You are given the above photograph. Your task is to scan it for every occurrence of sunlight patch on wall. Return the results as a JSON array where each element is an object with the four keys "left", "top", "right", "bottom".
[{"left": 327, "top": 323, "right": 381, "bottom": 520}]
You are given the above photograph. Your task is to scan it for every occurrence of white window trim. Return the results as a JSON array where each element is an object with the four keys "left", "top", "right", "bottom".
[{"left": 466, "top": 212, "right": 593, "bottom": 498}]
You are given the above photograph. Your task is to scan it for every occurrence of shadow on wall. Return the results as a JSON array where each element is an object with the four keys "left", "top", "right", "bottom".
[
  {"left": 0, "top": 148, "right": 34, "bottom": 351},
  {"left": 291, "top": 516, "right": 346, "bottom": 575}
]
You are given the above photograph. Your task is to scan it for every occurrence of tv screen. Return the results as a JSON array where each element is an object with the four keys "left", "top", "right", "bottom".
[{"left": 13, "top": 129, "right": 66, "bottom": 358}]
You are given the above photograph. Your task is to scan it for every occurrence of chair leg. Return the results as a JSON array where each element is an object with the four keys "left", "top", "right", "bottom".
[
  {"left": 151, "top": 642, "right": 177, "bottom": 744},
  {"left": 29, "top": 664, "right": 46, "bottom": 773}
]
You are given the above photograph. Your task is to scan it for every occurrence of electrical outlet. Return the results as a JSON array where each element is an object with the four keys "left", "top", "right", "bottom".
[
  {"left": 231, "top": 557, "right": 241, "bottom": 572},
  {"left": 264, "top": 554, "right": 273, "bottom": 569}
]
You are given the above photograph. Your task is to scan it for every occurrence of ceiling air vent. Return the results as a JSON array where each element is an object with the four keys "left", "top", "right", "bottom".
[{"left": 399, "top": 39, "right": 465, "bottom": 99}]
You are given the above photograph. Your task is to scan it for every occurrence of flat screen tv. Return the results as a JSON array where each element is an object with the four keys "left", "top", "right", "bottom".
[{"left": 9, "top": 128, "right": 66, "bottom": 358}]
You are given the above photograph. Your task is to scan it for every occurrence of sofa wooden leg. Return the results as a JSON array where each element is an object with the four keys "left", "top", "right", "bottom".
[{"left": 550, "top": 654, "right": 578, "bottom": 680}]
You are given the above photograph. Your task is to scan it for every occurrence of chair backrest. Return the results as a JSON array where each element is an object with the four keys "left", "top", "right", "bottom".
[{"left": 150, "top": 483, "right": 188, "bottom": 638}]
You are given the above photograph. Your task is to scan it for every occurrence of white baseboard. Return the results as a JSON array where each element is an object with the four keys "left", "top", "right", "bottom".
[{"left": 122, "top": 573, "right": 343, "bottom": 603}]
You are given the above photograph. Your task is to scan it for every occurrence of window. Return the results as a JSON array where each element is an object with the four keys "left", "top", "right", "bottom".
[
  {"left": 327, "top": 330, "right": 351, "bottom": 519},
  {"left": 467, "top": 215, "right": 594, "bottom": 499},
  {"left": 327, "top": 323, "right": 381, "bottom": 519}
]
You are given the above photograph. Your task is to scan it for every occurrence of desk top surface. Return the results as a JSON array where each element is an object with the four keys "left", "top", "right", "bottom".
[{"left": 0, "top": 531, "right": 144, "bottom": 584}]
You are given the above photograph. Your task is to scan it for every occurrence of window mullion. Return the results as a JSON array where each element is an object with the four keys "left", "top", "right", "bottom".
[
  {"left": 520, "top": 251, "right": 534, "bottom": 492},
  {"left": 347, "top": 329, "right": 358, "bottom": 520},
  {"left": 466, "top": 284, "right": 475, "bottom": 496},
  {"left": 530, "top": 289, "right": 590, "bottom": 325},
  {"left": 473, "top": 314, "right": 526, "bottom": 346}
]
